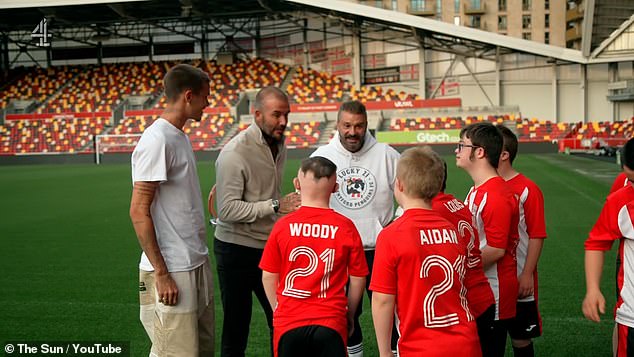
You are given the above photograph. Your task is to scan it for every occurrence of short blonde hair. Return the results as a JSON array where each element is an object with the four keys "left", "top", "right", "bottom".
[{"left": 397, "top": 146, "right": 444, "bottom": 200}]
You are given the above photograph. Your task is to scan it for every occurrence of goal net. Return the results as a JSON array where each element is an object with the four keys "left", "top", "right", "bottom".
[{"left": 95, "top": 133, "right": 142, "bottom": 164}]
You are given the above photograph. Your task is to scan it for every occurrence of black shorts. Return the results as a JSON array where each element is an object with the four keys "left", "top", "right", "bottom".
[
  {"left": 508, "top": 300, "right": 542, "bottom": 340},
  {"left": 476, "top": 304, "right": 510, "bottom": 357},
  {"left": 278, "top": 325, "right": 346, "bottom": 357}
]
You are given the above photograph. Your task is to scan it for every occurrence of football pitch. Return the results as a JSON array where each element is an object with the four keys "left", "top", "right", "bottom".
[{"left": 0, "top": 152, "right": 623, "bottom": 356}]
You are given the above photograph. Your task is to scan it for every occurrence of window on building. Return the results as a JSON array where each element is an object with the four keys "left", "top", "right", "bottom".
[
  {"left": 545, "top": 14, "right": 550, "bottom": 28},
  {"left": 411, "top": 0, "right": 424, "bottom": 10},
  {"left": 454, "top": 16, "right": 461, "bottom": 25},
  {"left": 545, "top": 31, "right": 550, "bottom": 44},
  {"left": 471, "top": 15, "right": 482, "bottom": 28},
  {"left": 454, "top": 0, "right": 460, "bottom": 13},
  {"left": 523, "top": 32, "right": 532, "bottom": 40},
  {"left": 499, "top": 0, "right": 507, "bottom": 11},
  {"left": 523, "top": 15, "right": 531, "bottom": 29},
  {"left": 544, "top": 0, "right": 549, "bottom": 10},
  {"left": 392, "top": 0, "right": 397, "bottom": 10},
  {"left": 523, "top": 0, "right": 531, "bottom": 11},
  {"left": 498, "top": 15, "right": 507, "bottom": 30}
]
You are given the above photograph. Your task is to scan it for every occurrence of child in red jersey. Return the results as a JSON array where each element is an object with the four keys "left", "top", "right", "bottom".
[
  {"left": 432, "top": 161, "right": 495, "bottom": 357},
  {"left": 456, "top": 122, "right": 520, "bottom": 357},
  {"left": 497, "top": 125, "right": 547, "bottom": 357},
  {"left": 610, "top": 172, "right": 629, "bottom": 195},
  {"left": 260, "top": 156, "right": 368, "bottom": 357},
  {"left": 371, "top": 146, "right": 480, "bottom": 357},
  {"left": 583, "top": 138, "right": 634, "bottom": 357}
]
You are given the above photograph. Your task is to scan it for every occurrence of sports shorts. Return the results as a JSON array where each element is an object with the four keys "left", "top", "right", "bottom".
[{"left": 508, "top": 300, "right": 542, "bottom": 340}]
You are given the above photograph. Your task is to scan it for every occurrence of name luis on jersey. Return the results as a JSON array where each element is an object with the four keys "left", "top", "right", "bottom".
[
  {"left": 289, "top": 223, "right": 339, "bottom": 240},
  {"left": 420, "top": 228, "right": 458, "bottom": 245},
  {"left": 444, "top": 198, "right": 465, "bottom": 213}
]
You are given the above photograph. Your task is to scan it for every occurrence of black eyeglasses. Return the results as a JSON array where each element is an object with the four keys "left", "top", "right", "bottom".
[{"left": 456, "top": 143, "right": 481, "bottom": 151}]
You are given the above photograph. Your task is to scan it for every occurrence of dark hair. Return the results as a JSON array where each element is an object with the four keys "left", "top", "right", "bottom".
[
  {"left": 624, "top": 138, "right": 634, "bottom": 170},
  {"left": 337, "top": 100, "right": 367, "bottom": 121},
  {"left": 163, "top": 64, "right": 210, "bottom": 102},
  {"left": 300, "top": 156, "right": 337, "bottom": 180},
  {"left": 459, "top": 122, "right": 503, "bottom": 169},
  {"left": 497, "top": 124, "right": 518, "bottom": 164},
  {"left": 254, "top": 86, "right": 288, "bottom": 111}
]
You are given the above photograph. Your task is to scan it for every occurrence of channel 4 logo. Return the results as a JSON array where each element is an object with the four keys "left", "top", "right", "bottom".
[{"left": 32, "top": 18, "right": 52, "bottom": 47}]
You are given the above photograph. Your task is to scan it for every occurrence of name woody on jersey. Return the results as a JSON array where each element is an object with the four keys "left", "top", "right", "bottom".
[
  {"left": 420, "top": 228, "right": 458, "bottom": 245},
  {"left": 289, "top": 223, "right": 339, "bottom": 239}
]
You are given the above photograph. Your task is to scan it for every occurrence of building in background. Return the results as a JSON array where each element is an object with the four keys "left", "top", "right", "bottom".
[{"left": 351, "top": 0, "right": 634, "bottom": 51}]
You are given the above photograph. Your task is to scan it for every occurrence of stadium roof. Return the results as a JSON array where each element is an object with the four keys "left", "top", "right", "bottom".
[
  {"left": 583, "top": 0, "right": 634, "bottom": 57},
  {"left": 286, "top": 0, "right": 634, "bottom": 64},
  {"left": 0, "top": 0, "right": 279, "bottom": 31},
  {"left": 1, "top": 0, "right": 632, "bottom": 64}
]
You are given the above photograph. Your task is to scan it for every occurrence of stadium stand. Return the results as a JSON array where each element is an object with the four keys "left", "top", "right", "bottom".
[
  {"left": 234, "top": 120, "right": 325, "bottom": 148},
  {"left": 38, "top": 62, "right": 170, "bottom": 113},
  {"left": 285, "top": 121, "right": 326, "bottom": 148},
  {"left": 608, "top": 118, "right": 634, "bottom": 138},
  {"left": 0, "top": 66, "right": 81, "bottom": 110},
  {"left": 207, "top": 58, "right": 289, "bottom": 107},
  {"left": 0, "top": 117, "right": 108, "bottom": 154},
  {"left": 286, "top": 66, "right": 350, "bottom": 104},
  {"left": 2, "top": 59, "right": 633, "bottom": 156},
  {"left": 575, "top": 121, "right": 631, "bottom": 139},
  {"left": 350, "top": 85, "right": 420, "bottom": 102},
  {"left": 389, "top": 117, "right": 464, "bottom": 131},
  {"left": 152, "top": 58, "right": 290, "bottom": 109},
  {"left": 388, "top": 115, "right": 515, "bottom": 131},
  {"left": 98, "top": 113, "right": 235, "bottom": 152},
  {"left": 516, "top": 118, "right": 577, "bottom": 142}
]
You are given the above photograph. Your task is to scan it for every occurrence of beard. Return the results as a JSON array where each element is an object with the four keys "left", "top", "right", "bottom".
[{"left": 261, "top": 126, "right": 285, "bottom": 145}]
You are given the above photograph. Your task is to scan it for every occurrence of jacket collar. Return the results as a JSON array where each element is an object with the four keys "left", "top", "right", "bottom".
[{"left": 246, "top": 122, "right": 285, "bottom": 148}]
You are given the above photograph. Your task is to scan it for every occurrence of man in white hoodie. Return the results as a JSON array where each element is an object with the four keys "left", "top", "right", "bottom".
[{"left": 311, "top": 100, "right": 400, "bottom": 356}]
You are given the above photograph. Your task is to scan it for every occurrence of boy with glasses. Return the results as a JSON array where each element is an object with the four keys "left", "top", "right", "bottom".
[{"left": 455, "top": 122, "right": 519, "bottom": 357}]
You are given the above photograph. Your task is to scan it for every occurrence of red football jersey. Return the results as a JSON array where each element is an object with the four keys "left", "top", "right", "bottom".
[
  {"left": 465, "top": 176, "right": 519, "bottom": 320},
  {"left": 432, "top": 192, "right": 495, "bottom": 318},
  {"left": 370, "top": 208, "right": 480, "bottom": 356},
  {"left": 259, "top": 206, "right": 368, "bottom": 355},
  {"left": 586, "top": 185, "right": 634, "bottom": 327},
  {"left": 610, "top": 172, "right": 629, "bottom": 195},
  {"left": 506, "top": 173, "right": 547, "bottom": 302}
]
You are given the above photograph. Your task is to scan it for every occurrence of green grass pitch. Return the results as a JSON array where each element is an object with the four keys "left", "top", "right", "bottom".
[{"left": 0, "top": 153, "right": 622, "bottom": 356}]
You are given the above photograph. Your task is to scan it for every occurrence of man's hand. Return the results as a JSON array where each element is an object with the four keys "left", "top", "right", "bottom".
[
  {"left": 155, "top": 271, "right": 179, "bottom": 306},
  {"left": 582, "top": 289, "right": 605, "bottom": 322},
  {"left": 518, "top": 272, "right": 534, "bottom": 299},
  {"left": 279, "top": 192, "right": 301, "bottom": 214}
]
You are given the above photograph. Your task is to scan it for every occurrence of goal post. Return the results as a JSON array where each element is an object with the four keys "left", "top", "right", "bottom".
[{"left": 95, "top": 133, "right": 142, "bottom": 164}]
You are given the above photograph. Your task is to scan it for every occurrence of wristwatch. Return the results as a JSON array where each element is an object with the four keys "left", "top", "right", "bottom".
[{"left": 272, "top": 199, "right": 280, "bottom": 213}]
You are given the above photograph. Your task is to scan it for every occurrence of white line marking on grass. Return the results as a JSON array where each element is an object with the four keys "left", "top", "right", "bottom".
[{"left": 532, "top": 156, "right": 604, "bottom": 208}]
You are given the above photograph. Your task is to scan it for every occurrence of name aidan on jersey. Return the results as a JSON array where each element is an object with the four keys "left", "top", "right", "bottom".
[
  {"left": 289, "top": 223, "right": 339, "bottom": 239},
  {"left": 420, "top": 228, "right": 458, "bottom": 245}
]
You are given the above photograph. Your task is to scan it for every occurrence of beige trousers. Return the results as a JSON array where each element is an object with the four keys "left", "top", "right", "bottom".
[{"left": 139, "top": 259, "right": 214, "bottom": 357}]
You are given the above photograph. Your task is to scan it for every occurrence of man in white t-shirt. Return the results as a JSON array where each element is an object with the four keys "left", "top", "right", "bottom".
[{"left": 130, "top": 64, "right": 214, "bottom": 357}]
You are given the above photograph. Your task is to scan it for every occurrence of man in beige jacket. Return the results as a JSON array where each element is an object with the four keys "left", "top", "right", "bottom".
[{"left": 213, "top": 86, "right": 301, "bottom": 357}]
